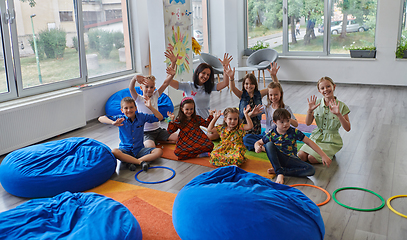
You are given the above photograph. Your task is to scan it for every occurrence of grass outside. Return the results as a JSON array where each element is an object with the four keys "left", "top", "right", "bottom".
[
  {"left": 273, "top": 31, "right": 374, "bottom": 54},
  {"left": 0, "top": 47, "right": 128, "bottom": 93},
  {"left": 249, "top": 26, "right": 283, "bottom": 39}
]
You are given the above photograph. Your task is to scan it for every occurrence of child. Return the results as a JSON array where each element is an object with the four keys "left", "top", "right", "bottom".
[
  {"left": 98, "top": 97, "right": 163, "bottom": 171},
  {"left": 207, "top": 107, "right": 254, "bottom": 167},
  {"left": 129, "top": 52, "right": 178, "bottom": 148},
  {"left": 296, "top": 21, "right": 301, "bottom": 35},
  {"left": 254, "top": 108, "right": 331, "bottom": 184},
  {"left": 243, "top": 63, "right": 298, "bottom": 151},
  {"left": 227, "top": 63, "right": 265, "bottom": 135},
  {"left": 298, "top": 76, "right": 351, "bottom": 164},
  {"left": 167, "top": 97, "right": 214, "bottom": 160}
]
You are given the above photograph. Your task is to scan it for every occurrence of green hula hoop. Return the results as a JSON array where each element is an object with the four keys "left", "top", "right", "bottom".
[{"left": 332, "top": 187, "right": 385, "bottom": 211}]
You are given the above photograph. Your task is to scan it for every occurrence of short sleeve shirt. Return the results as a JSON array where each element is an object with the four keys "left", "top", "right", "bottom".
[
  {"left": 108, "top": 112, "right": 159, "bottom": 154},
  {"left": 178, "top": 82, "right": 217, "bottom": 119},
  {"left": 262, "top": 126, "right": 305, "bottom": 156},
  {"left": 135, "top": 91, "right": 160, "bottom": 132}
]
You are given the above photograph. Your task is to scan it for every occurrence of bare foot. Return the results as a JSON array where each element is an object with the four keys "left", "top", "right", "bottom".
[
  {"left": 275, "top": 174, "right": 284, "bottom": 184},
  {"left": 267, "top": 168, "right": 275, "bottom": 174}
]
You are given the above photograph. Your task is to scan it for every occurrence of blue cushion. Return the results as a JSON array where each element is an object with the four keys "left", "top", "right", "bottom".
[
  {"left": 172, "top": 166, "right": 325, "bottom": 240},
  {"left": 105, "top": 87, "right": 174, "bottom": 118},
  {"left": 0, "top": 192, "right": 142, "bottom": 240},
  {"left": 0, "top": 137, "right": 116, "bottom": 198}
]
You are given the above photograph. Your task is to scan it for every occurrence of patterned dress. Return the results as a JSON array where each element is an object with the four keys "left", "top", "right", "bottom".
[
  {"left": 210, "top": 123, "right": 247, "bottom": 167},
  {"left": 167, "top": 115, "right": 214, "bottom": 160}
]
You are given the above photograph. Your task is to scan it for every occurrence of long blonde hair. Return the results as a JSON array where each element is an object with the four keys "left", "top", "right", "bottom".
[
  {"left": 317, "top": 76, "right": 335, "bottom": 90},
  {"left": 266, "top": 82, "right": 285, "bottom": 108}
]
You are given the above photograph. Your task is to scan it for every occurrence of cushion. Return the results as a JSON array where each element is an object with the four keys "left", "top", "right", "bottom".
[
  {"left": 0, "top": 191, "right": 142, "bottom": 240},
  {"left": 172, "top": 166, "right": 325, "bottom": 240},
  {"left": 0, "top": 137, "right": 116, "bottom": 198},
  {"left": 105, "top": 87, "right": 174, "bottom": 118}
]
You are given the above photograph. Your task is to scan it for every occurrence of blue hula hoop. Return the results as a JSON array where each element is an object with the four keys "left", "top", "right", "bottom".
[{"left": 134, "top": 166, "right": 176, "bottom": 184}]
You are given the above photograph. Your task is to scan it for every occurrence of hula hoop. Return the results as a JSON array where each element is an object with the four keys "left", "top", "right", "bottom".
[
  {"left": 333, "top": 187, "right": 385, "bottom": 211},
  {"left": 135, "top": 166, "right": 176, "bottom": 184},
  {"left": 387, "top": 195, "right": 407, "bottom": 218},
  {"left": 289, "top": 184, "right": 331, "bottom": 206}
]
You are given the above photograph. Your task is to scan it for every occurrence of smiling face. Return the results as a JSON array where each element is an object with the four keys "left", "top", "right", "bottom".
[
  {"left": 318, "top": 79, "right": 336, "bottom": 99},
  {"left": 274, "top": 118, "right": 290, "bottom": 134},
  {"left": 268, "top": 87, "right": 281, "bottom": 104},
  {"left": 225, "top": 112, "right": 239, "bottom": 129},
  {"left": 198, "top": 68, "right": 212, "bottom": 85},
  {"left": 244, "top": 78, "right": 256, "bottom": 94},
  {"left": 121, "top": 101, "right": 137, "bottom": 119},
  {"left": 181, "top": 103, "right": 195, "bottom": 119},
  {"left": 141, "top": 79, "right": 155, "bottom": 98}
]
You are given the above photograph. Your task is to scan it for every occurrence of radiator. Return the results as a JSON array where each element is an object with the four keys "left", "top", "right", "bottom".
[{"left": 0, "top": 90, "right": 86, "bottom": 156}]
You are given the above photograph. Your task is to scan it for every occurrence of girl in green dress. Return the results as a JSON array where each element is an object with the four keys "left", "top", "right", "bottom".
[{"left": 298, "top": 77, "right": 351, "bottom": 164}]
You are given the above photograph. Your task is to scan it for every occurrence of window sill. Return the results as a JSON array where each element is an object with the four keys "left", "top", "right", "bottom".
[{"left": 242, "top": 55, "right": 377, "bottom": 61}]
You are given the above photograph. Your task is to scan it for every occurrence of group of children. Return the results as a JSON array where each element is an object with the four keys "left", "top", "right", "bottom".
[{"left": 99, "top": 50, "right": 351, "bottom": 184}]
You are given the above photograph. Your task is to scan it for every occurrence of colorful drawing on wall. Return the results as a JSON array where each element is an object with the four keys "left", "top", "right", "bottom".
[
  {"left": 166, "top": 26, "right": 190, "bottom": 75},
  {"left": 169, "top": 0, "right": 185, "bottom": 4}
]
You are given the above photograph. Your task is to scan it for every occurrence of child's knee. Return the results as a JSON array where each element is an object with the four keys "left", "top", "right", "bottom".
[{"left": 297, "top": 151, "right": 307, "bottom": 161}]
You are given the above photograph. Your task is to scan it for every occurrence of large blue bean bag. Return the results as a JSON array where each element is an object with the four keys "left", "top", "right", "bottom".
[
  {"left": 0, "top": 137, "right": 116, "bottom": 198},
  {"left": 172, "top": 166, "right": 325, "bottom": 240},
  {"left": 0, "top": 191, "right": 142, "bottom": 240},
  {"left": 105, "top": 87, "right": 174, "bottom": 118}
]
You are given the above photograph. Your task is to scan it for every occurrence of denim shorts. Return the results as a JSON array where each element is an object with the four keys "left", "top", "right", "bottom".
[{"left": 119, "top": 147, "right": 155, "bottom": 159}]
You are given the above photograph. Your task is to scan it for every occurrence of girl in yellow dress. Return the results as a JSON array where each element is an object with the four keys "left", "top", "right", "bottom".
[{"left": 207, "top": 107, "right": 254, "bottom": 167}]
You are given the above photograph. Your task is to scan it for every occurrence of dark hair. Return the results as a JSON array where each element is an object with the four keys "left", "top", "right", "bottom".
[
  {"left": 193, "top": 63, "right": 214, "bottom": 94},
  {"left": 242, "top": 73, "right": 259, "bottom": 93},
  {"left": 222, "top": 108, "right": 241, "bottom": 130},
  {"left": 273, "top": 108, "right": 291, "bottom": 122},
  {"left": 267, "top": 82, "right": 285, "bottom": 108},
  {"left": 177, "top": 98, "right": 197, "bottom": 127},
  {"left": 121, "top": 97, "right": 136, "bottom": 108}
]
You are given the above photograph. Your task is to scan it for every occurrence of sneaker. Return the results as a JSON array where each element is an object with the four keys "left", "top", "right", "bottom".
[
  {"left": 126, "top": 163, "right": 137, "bottom": 171},
  {"left": 141, "top": 161, "right": 150, "bottom": 172},
  {"left": 198, "top": 152, "right": 210, "bottom": 158}
]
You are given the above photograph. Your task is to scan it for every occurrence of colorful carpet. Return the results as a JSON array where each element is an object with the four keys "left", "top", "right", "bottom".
[
  {"left": 159, "top": 114, "right": 316, "bottom": 179},
  {"left": 86, "top": 180, "right": 179, "bottom": 240}
]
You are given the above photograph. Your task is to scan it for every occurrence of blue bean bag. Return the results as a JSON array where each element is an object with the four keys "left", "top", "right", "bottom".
[
  {"left": 105, "top": 87, "right": 174, "bottom": 118},
  {"left": 0, "top": 191, "right": 142, "bottom": 240},
  {"left": 0, "top": 137, "right": 116, "bottom": 198},
  {"left": 172, "top": 166, "right": 325, "bottom": 240}
]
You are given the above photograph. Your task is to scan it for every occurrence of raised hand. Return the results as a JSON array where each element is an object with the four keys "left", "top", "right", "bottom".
[
  {"left": 166, "top": 66, "right": 176, "bottom": 77},
  {"left": 112, "top": 118, "right": 125, "bottom": 126},
  {"left": 213, "top": 110, "right": 222, "bottom": 119},
  {"left": 329, "top": 99, "right": 340, "bottom": 116},
  {"left": 243, "top": 105, "right": 252, "bottom": 115},
  {"left": 249, "top": 104, "right": 263, "bottom": 117},
  {"left": 307, "top": 95, "right": 321, "bottom": 112},
  {"left": 266, "top": 62, "right": 280, "bottom": 77},
  {"left": 165, "top": 49, "right": 178, "bottom": 65},
  {"left": 218, "top": 53, "right": 233, "bottom": 68},
  {"left": 144, "top": 95, "right": 151, "bottom": 108},
  {"left": 134, "top": 75, "right": 149, "bottom": 85},
  {"left": 224, "top": 64, "right": 235, "bottom": 79},
  {"left": 167, "top": 111, "right": 175, "bottom": 121}
]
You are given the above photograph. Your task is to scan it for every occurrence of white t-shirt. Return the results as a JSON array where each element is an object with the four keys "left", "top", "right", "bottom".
[
  {"left": 264, "top": 104, "right": 296, "bottom": 132},
  {"left": 178, "top": 81, "right": 217, "bottom": 119},
  {"left": 135, "top": 91, "right": 160, "bottom": 132}
]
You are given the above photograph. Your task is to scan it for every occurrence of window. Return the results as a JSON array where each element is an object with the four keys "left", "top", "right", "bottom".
[
  {"left": 0, "top": 0, "right": 133, "bottom": 102},
  {"left": 397, "top": 0, "right": 407, "bottom": 58},
  {"left": 192, "top": 0, "right": 209, "bottom": 56},
  {"left": 247, "top": 0, "right": 378, "bottom": 56},
  {"left": 59, "top": 11, "right": 73, "bottom": 22}
]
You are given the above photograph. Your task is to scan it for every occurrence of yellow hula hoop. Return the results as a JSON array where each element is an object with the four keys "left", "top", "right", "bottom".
[{"left": 387, "top": 195, "right": 407, "bottom": 219}]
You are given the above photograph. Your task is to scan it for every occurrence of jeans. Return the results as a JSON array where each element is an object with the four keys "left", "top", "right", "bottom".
[
  {"left": 264, "top": 142, "right": 315, "bottom": 177},
  {"left": 243, "top": 133, "right": 264, "bottom": 151}
]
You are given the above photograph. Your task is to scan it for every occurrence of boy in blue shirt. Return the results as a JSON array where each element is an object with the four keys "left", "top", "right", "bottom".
[
  {"left": 98, "top": 96, "right": 163, "bottom": 171},
  {"left": 254, "top": 108, "right": 331, "bottom": 184}
]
